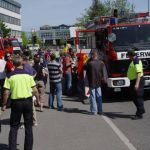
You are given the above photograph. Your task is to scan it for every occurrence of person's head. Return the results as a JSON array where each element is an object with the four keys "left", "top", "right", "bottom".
[
  {"left": 4, "top": 53, "right": 11, "bottom": 61},
  {"left": 34, "top": 57, "right": 40, "bottom": 64},
  {"left": 50, "top": 53, "right": 56, "bottom": 61},
  {"left": 127, "top": 49, "right": 136, "bottom": 60},
  {"left": 66, "top": 43, "right": 71, "bottom": 49},
  {"left": 91, "top": 51, "right": 98, "bottom": 60},
  {"left": 12, "top": 56, "right": 23, "bottom": 67},
  {"left": 22, "top": 55, "right": 29, "bottom": 64}
]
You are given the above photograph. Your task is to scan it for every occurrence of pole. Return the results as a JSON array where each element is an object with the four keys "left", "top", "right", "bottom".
[{"left": 148, "top": 0, "right": 150, "bottom": 16}]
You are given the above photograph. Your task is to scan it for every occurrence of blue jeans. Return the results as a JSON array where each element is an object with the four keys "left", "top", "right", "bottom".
[
  {"left": 89, "top": 87, "right": 102, "bottom": 114},
  {"left": 64, "top": 73, "right": 72, "bottom": 95},
  {"left": 49, "top": 82, "right": 63, "bottom": 110}
]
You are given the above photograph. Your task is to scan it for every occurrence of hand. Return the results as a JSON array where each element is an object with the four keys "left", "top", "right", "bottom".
[
  {"left": 135, "top": 84, "right": 139, "bottom": 91},
  {"left": 37, "top": 100, "right": 41, "bottom": 106},
  {"left": 1, "top": 105, "right": 6, "bottom": 112}
]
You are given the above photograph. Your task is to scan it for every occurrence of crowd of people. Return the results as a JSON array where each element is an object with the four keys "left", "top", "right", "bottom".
[
  {"left": 0, "top": 44, "right": 80, "bottom": 150},
  {"left": 0, "top": 45, "right": 146, "bottom": 150}
]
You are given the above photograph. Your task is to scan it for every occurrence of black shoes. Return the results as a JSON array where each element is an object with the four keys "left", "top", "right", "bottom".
[
  {"left": 132, "top": 115, "right": 143, "bottom": 120},
  {"left": 97, "top": 112, "right": 103, "bottom": 116},
  {"left": 142, "top": 109, "right": 146, "bottom": 114}
]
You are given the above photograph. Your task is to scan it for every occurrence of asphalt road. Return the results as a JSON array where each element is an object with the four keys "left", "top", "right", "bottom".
[{"left": 0, "top": 94, "right": 150, "bottom": 150}]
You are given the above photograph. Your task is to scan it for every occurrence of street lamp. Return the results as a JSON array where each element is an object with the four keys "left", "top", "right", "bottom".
[{"left": 31, "top": 28, "right": 36, "bottom": 50}]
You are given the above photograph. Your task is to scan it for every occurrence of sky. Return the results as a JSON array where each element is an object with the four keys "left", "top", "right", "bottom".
[{"left": 17, "top": 0, "right": 148, "bottom": 31}]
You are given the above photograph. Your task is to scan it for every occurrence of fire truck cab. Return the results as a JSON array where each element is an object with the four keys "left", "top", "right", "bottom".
[
  {"left": 76, "top": 13, "right": 150, "bottom": 95},
  {"left": 0, "top": 37, "right": 21, "bottom": 58}
]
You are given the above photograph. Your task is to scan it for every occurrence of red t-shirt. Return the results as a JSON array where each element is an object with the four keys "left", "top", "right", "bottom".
[
  {"left": 6, "top": 60, "right": 14, "bottom": 73},
  {"left": 62, "top": 55, "right": 72, "bottom": 74}
]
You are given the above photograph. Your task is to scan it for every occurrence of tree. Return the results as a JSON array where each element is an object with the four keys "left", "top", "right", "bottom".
[
  {"left": 76, "top": 0, "right": 106, "bottom": 27},
  {"left": 76, "top": 0, "right": 135, "bottom": 27},
  {"left": 87, "top": 0, "right": 107, "bottom": 20},
  {"left": 37, "top": 37, "right": 43, "bottom": 47},
  {"left": 0, "top": 21, "right": 11, "bottom": 37},
  {"left": 104, "top": 0, "right": 135, "bottom": 18},
  {"left": 21, "top": 32, "right": 28, "bottom": 47},
  {"left": 59, "top": 39, "right": 66, "bottom": 46}
]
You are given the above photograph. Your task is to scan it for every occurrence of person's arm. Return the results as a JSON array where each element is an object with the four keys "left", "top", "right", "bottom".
[
  {"left": 32, "top": 86, "right": 40, "bottom": 105},
  {"left": 1, "top": 89, "right": 9, "bottom": 111},
  {"left": 135, "top": 72, "right": 141, "bottom": 90}
]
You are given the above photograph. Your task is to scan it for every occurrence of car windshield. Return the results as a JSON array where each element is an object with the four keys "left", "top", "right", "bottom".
[
  {"left": 112, "top": 24, "right": 150, "bottom": 51},
  {"left": 11, "top": 39, "right": 20, "bottom": 47}
]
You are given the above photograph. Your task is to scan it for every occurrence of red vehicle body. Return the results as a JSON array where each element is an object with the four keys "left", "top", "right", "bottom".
[
  {"left": 0, "top": 37, "right": 21, "bottom": 58},
  {"left": 76, "top": 13, "right": 150, "bottom": 96}
]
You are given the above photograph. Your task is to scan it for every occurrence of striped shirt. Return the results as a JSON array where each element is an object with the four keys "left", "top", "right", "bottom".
[{"left": 47, "top": 60, "right": 61, "bottom": 83}]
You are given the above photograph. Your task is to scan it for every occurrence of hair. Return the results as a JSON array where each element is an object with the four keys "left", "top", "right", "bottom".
[
  {"left": 12, "top": 56, "right": 22, "bottom": 67},
  {"left": 127, "top": 49, "right": 136, "bottom": 57},
  {"left": 4, "top": 53, "right": 11, "bottom": 61},
  {"left": 50, "top": 53, "right": 56, "bottom": 60},
  {"left": 91, "top": 51, "right": 98, "bottom": 59},
  {"left": 22, "top": 55, "right": 29, "bottom": 61},
  {"left": 34, "top": 57, "right": 40, "bottom": 64}
]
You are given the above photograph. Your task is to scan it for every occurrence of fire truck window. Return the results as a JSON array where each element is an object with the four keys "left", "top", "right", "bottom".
[
  {"left": 95, "top": 30, "right": 107, "bottom": 49},
  {"left": 8, "top": 40, "right": 12, "bottom": 46},
  {"left": 112, "top": 24, "right": 150, "bottom": 51},
  {"left": 4, "top": 40, "right": 8, "bottom": 48}
]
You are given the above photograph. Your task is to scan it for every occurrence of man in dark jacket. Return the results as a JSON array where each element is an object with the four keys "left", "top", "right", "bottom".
[{"left": 84, "top": 52, "right": 104, "bottom": 115}]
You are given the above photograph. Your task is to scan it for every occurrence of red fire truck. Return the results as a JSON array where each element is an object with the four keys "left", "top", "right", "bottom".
[
  {"left": 0, "top": 37, "right": 21, "bottom": 58},
  {"left": 76, "top": 13, "right": 150, "bottom": 97}
]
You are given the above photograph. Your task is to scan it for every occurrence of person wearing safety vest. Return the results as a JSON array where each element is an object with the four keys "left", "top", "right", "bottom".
[
  {"left": 64, "top": 43, "right": 71, "bottom": 53},
  {"left": 127, "top": 49, "right": 145, "bottom": 120},
  {"left": 1, "top": 55, "right": 39, "bottom": 150}
]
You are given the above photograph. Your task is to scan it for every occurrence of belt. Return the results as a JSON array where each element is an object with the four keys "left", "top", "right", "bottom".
[{"left": 11, "top": 97, "right": 32, "bottom": 101}]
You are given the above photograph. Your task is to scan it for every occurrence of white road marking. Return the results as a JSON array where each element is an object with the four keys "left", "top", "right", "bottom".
[{"left": 102, "top": 115, "right": 137, "bottom": 150}]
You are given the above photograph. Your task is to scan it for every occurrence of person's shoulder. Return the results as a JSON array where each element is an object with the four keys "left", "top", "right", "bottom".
[{"left": 133, "top": 57, "right": 139, "bottom": 65}]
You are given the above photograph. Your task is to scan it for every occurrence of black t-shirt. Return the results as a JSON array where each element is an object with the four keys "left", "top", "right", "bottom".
[
  {"left": 85, "top": 59, "right": 103, "bottom": 88},
  {"left": 33, "top": 64, "right": 44, "bottom": 81}
]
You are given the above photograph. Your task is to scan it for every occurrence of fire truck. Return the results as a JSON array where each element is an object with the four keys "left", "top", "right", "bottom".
[
  {"left": 76, "top": 12, "right": 150, "bottom": 97},
  {"left": 0, "top": 37, "right": 21, "bottom": 58}
]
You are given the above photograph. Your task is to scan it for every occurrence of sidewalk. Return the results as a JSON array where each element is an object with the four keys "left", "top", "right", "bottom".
[{"left": 0, "top": 95, "right": 131, "bottom": 150}]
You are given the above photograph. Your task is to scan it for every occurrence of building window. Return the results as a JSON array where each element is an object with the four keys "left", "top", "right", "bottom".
[
  {"left": 0, "top": 0, "right": 20, "bottom": 14},
  {"left": 0, "top": 13, "right": 21, "bottom": 26}
]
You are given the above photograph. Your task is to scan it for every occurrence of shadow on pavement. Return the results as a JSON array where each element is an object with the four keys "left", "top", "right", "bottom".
[
  {"left": 0, "top": 144, "right": 9, "bottom": 150},
  {"left": 0, "top": 144, "right": 19, "bottom": 150},
  {"left": 104, "top": 112, "right": 133, "bottom": 119},
  {"left": 63, "top": 108, "right": 89, "bottom": 114},
  {"left": 1, "top": 118, "right": 10, "bottom": 125}
]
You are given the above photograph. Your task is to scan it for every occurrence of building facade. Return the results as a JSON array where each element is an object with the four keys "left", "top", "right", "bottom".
[
  {"left": 0, "top": 0, "right": 21, "bottom": 40},
  {"left": 39, "top": 24, "right": 71, "bottom": 46}
]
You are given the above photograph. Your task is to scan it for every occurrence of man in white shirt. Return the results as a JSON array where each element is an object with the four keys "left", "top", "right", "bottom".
[{"left": 0, "top": 58, "right": 6, "bottom": 108}]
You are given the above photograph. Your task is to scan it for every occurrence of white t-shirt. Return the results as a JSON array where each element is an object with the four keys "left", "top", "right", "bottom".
[{"left": 0, "top": 59, "right": 6, "bottom": 79}]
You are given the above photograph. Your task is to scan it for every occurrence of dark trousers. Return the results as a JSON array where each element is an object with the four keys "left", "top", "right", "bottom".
[
  {"left": 9, "top": 98, "right": 33, "bottom": 150},
  {"left": 71, "top": 73, "right": 78, "bottom": 95},
  {"left": 0, "top": 79, "right": 5, "bottom": 107},
  {"left": 130, "top": 77, "right": 145, "bottom": 117}
]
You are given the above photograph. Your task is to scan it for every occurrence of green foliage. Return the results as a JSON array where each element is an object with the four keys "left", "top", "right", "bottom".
[
  {"left": 0, "top": 21, "right": 11, "bottom": 37},
  {"left": 21, "top": 32, "right": 28, "bottom": 47},
  {"left": 59, "top": 39, "right": 66, "bottom": 46},
  {"left": 76, "top": 0, "right": 135, "bottom": 27},
  {"left": 87, "top": 0, "right": 107, "bottom": 20},
  {"left": 104, "top": 0, "right": 134, "bottom": 18},
  {"left": 37, "top": 37, "right": 43, "bottom": 46},
  {"left": 76, "top": 0, "right": 106, "bottom": 26}
]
